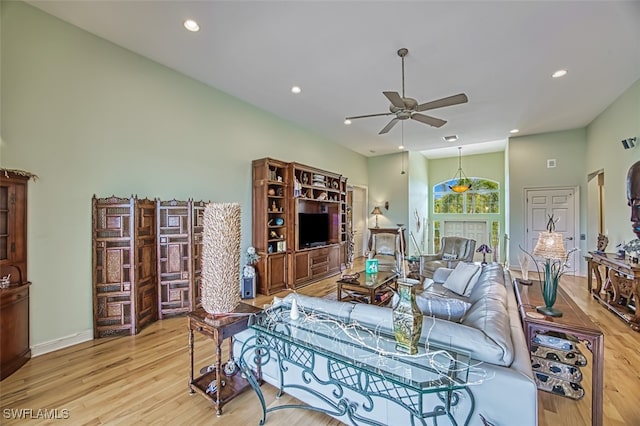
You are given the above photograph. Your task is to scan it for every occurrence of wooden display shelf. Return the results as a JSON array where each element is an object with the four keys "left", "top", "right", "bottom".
[
  {"left": 188, "top": 303, "right": 262, "bottom": 415},
  {"left": 190, "top": 368, "right": 251, "bottom": 406}
]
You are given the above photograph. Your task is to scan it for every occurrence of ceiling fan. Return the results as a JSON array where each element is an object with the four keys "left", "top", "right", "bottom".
[{"left": 345, "top": 48, "right": 469, "bottom": 135}]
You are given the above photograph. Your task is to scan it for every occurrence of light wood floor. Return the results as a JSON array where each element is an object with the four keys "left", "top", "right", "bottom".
[{"left": 1, "top": 260, "right": 639, "bottom": 425}]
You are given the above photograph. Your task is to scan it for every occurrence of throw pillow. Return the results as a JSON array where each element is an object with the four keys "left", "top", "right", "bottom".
[
  {"left": 442, "top": 252, "right": 458, "bottom": 261},
  {"left": 423, "top": 278, "right": 434, "bottom": 290},
  {"left": 416, "top": 293, "right": 471, "bottom": 322},
  {"left": 443, "top": 262, "right": 482, "bottom": 297}
]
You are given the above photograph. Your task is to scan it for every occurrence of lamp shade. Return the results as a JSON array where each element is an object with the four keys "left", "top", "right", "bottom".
[
  {"left": 370, "top": 206, "right": 383, "bottom": 215},
  {"left": 533, "top": 231, "right": 566, "bottom": 260}
]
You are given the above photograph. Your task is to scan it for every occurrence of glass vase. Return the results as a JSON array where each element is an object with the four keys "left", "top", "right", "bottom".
[{"left": 392, "top": 278, "right": 423, "bottom": 354}]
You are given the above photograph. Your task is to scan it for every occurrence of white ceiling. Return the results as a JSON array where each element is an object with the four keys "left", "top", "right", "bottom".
[{"left": 27, "top": 1, "right": 640, "bottom": 159}]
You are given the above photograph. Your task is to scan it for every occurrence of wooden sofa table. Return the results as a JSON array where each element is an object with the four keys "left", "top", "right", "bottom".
[
  {"left": 514, "top": 279, "right": 604, "bottom": 426},
  {"left": 585, "top": 251, "right": 640, "bottom": 331},
  {"left": 187, "top": 303, "right": 262, "bottom": 415}
]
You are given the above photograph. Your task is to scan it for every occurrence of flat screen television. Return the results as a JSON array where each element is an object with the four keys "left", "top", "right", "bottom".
[{"left": 298, "top": 212, "right": 330, "bottom": 248}]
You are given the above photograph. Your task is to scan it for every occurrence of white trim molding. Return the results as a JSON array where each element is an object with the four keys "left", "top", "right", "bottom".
[{"left": 31, "top": 329, "right": 93, "bottom": 357}]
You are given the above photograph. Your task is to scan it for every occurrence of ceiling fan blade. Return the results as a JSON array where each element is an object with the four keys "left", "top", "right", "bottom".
[
  {"left": 383, "top": 91, "right": 405, "bottom": 109},
  {"left": 378, "top": 118, "right": 399, "bottom": 134},
  {"left": 345, "top": 112, "right": 394, "bottom": 120},
  {"left": 417, "top": 93, "right": 468, "bottom": 112},
  {"left": 411, "top": 113, "right": 446, "bottom": 128}
]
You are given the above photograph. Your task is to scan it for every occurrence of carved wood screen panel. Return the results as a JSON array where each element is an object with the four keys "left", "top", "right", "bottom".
[
  {"left": 157, "top": 200, "right": 191, "bottom": 318},
  {"left": 92, "top": 196, "right": 157, "bottom": 338},
  {"left": 190, "top": 201, "right": 206, "bottom": 311},
  {"left": 134, "top": 199, "right": 157, "bottom": 333},
  {"left": 157, "top": 200, "right": 207, "bottom": 318}
]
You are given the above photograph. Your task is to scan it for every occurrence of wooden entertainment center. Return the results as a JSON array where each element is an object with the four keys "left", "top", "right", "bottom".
[{"left": 252, "top": 158, "right": 348, "bottom": 295}]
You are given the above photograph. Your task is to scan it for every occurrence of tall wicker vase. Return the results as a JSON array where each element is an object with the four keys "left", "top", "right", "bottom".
[
  {"left": 201, "top": 203, "right": 241, "bottom": 314},
  {"left": 392, "top": 278, "right": 423, "bottom": 354}
]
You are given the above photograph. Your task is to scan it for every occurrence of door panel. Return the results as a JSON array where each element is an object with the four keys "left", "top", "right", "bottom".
[{"left": 526, "top": 188, "right": 577, "bottom": 273}]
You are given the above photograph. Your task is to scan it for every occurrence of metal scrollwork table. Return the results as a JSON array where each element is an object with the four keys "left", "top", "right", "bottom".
[{"left": 238, "top": 305, "right": 474, "bottom": 425}]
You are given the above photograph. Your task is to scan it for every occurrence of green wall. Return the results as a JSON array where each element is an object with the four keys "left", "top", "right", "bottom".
[
  {"left": 407, "top": 151, "right": 428, "bottom": 256},
  {"left": 366, "top": 152, "right": 409, "bottom": 230},
  {"left": 1, "top": 1, "right": 367, "bottom": 351},
  {"left": 508, "top": 128, "right": 588, "bottom": 272},
  {"left": 586, "top": 78, "right": 640, "bottom": 249}
]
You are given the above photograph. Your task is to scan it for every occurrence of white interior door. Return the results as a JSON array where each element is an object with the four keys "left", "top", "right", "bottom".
[
  {"left": 525, "top": 188, "right": 577, "bottom": 273},
  {"left": 350, "top": 186, "right": 367, "bottom": 258}
]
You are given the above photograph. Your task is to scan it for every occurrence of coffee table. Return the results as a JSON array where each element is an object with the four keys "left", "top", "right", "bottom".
[
  {"left": 336, "top": 269, "right": 398, "bottom": 305},
  {"left": 514, "top": 279, "right": 604, "bottom": 426}
]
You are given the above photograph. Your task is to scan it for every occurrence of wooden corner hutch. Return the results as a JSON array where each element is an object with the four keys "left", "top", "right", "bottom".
[
  {"left": 252, "top": 158, "right": 348, "bottom": 295},
  {"left": 1, "top": 171, "right": 32, "bottom": 380}
]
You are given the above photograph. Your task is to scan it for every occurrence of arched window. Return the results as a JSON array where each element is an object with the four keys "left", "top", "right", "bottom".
[{"left": 433, "top": 178, "right": 500, "bottom": 214}]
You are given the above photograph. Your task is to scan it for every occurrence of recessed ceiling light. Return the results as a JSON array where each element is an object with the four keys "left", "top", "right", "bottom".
[
  {"left": 443, "top": 135, "right": 458, "bottom": 142},
  {"left": 344, "top": 119, "right": 351, "bottom": 125},
  {"left": 398, "top": 145, "right": 404, "bottom": 150},
  {"left": 510, "top": 129, "right": 520, "bottom": 134},
  {"left": 552, "top": 69, "right": 567, "bottom": 78},
  {"left": 291, "top": 86, "right": 301, "bottom": 94},
  {"left": 183, "top": 19, "right": 200, "bottom": 32}
]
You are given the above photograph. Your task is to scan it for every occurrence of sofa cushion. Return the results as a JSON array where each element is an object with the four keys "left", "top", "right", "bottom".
[
  {"left": 416, "top": 293, "right": 471, "bottom": 322},
  {"left": 443, "top": 262, "right": 482, "bottom": 296}
]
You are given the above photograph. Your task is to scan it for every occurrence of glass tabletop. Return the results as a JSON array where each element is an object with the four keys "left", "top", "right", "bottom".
[
  {"left": 337, "top": 269, "right": 398, "bottom": 290},
  {"left": 249, "top": 305, "right": 470, "bottom": 393}
]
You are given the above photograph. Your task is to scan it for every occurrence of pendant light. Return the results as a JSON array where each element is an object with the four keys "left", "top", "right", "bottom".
[{"left": 449, "top": 147, "right": 472, "bottom": 193}]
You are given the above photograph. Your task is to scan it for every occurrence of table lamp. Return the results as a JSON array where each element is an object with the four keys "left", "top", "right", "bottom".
[
  {"left": 370, "top": 206, "right": 383, "bottom": 228},
  {"left": 532, "top": 225, "right": 567, "bottom": 317}
]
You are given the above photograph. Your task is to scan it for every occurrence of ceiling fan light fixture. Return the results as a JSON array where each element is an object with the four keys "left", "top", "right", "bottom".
[
  {"left": 443, "top": 135, "right": 458, "bottom": 142},
  {"left": 345, "top": 48, "right": 468, "bottom": 135},
  {"left": 344, "top": 119, "right": 352, "bottom": 125}
]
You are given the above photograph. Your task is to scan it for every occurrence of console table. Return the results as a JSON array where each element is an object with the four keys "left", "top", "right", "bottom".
[
  {"left": 514, "top": 279, "right": 603, "bottom": 426},
  {"left": 585, "top": 251, "right": 640, "bottom": 331},
  {"left": 187, "top": 303, "right": 262, "bottom": 415},
  {"left": 238, "top": 305, "right": 474, "bottom": 425}
]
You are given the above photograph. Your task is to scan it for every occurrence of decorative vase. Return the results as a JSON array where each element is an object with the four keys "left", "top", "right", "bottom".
[
  {"left": 201, "top": 203, "right": 241, "bottom": 314},
  {"left": 536, "top": 260, "right": 562, "bottom": 317},
  {"left": 392, "top": 278, "right": 423, "bottom": 354}
]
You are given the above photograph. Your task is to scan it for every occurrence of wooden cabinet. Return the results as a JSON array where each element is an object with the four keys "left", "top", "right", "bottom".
[
  {"left": 1, "top": 171, "right": 32, "bottom": 380},
  {"left": 293, "top": 245, "right": 342, "bottom": 283},
  {"left": 0, "top": 173, "right": 28, "bottom": 285},
  {"left": 92, "top": 196, "right": 158, "bottom": 337},
  {"left": 252, "top": 159, "right": 289, "bottom": 295},
  {"left": 252, "top": 159, "right": 348, "bottom": 294},
  {"left": 1, "top": 284, "right": 30, "bottom": 380},
  {"left": 156, "top": 199, "right": 206, "bottom": 318}
]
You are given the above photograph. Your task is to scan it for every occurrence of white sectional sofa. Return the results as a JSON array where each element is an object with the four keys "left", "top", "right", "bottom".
[{"left": 233, "top": 263, "right": 537, "bottom": 426}]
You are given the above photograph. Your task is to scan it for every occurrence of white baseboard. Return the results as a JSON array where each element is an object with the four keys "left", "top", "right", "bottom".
[{"left": 31, "top": 329, "right": 93, "bottom": 357}]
